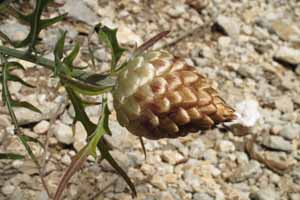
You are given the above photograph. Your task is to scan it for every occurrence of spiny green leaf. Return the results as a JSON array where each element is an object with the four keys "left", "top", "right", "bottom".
[
  {"left": 62, "top": 75, "right": 113, "bottom": 96},
  {"left": 0, "top": 153, "right": 25, "bottom": 160},
  {"left": 63, "top": 42, "right": 80, "bottom": 67},
  {"left": 2, "top": 0, "right": 65, "bottom": 51},
  {"left": 39, "top": 13, "right": 67, "bottom": 30},
  {"left": 66, "top": 87, "right": 96, "bottom": 134},
  {"left": 54, "top": 97, "right": 110, "bottom": 200},
  {"left": 11, "top": 100, "right": 42, "bottom": 113},
  {"left": 7, "top": 74, "right": 35, "bottom": 88},
  {"left": 1, "top": 55, "right": 18, "bottom": 128},
  {"left": 6, "top": 61, "right": 26, "bottom": 71},
  {"left": 95, "top": 23, "right": 126, "bottom": 72},
  {"left": 98, "top": 140, "right": 137, "bottom": 197},
  {"left": 18, "top": 135, "right": 40, "bottom": 168},
  {"left": 89, "top": 97, "right": 110, "bottom": 157},
  {"left": 54, "top": 31, "right": 66, "bottom": 60}
]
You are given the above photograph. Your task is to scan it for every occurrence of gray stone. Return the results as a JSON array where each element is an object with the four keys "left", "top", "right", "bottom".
[
  {"left": 0, "top": 20, "right": 29, "bottom": 41},
  {"left": 271, "top": 20, "right": 300, "bottom": 42},
  {"left": 263, "top": 135, "right": 293, "bottom": 152},
  {"left": 216, "top": 15, "right": 240, "bottom": 39},
  {"left": 275, "top": 96, "right": 294, "bottom": 113},
  {"left": 1, "top": 183, "right": 15, "bottom": 195},
  {"left": 60, "top": 0, "right": 100, "bottom": 25},
  {"left": 193, "top": 192, "right": 214, "bottom": 200},
  {"left": 250, "top": 187, "right": 280, "bottom": 200},
  {"left": 279, "top": 124, "right": 300, "bottom": 140},
  {"left": 228, "top": 160, "right": 261, "bottom": 183}
]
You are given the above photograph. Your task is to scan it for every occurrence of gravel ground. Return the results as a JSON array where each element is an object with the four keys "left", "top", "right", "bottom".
[{"left": 1, "top": 0, "right": 300, "bottom": 200}]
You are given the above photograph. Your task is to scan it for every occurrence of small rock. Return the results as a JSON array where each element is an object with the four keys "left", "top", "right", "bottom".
[
  {"left": 117, "top": 23, "right": 142, "bottom": 46},
  {"left": 60, "top": 0, "right": 99, "bottom": 25},
  {"left": 295, "top": 65, "right": 300, "bottom": 75},
  {"left": 161, "top": 150, "right": 184, "bottom": 165},
  {"left": 33, "top": 120, "right": 50, "bottom": 134},
  {"left": 263, "top": 135, "right": 293, "bottom": 152},
  {"left": 1, "top": 183, "right": 15, "bottom": 195},
  {"left": 185, "top": 0, "right": 209, "bottom": 11},
  {"left": 193, "top": 192, "right": 214, "bottom": 200},
  {"left": 218, "top": 36, "right": 231, "bottom": 48},
  {"left": 289, "top": 193, "right": 300, "bottom": 200},
  {"left": 151, "top": 175, "right": 167, "bottom": 190},
  {"left": 189, "top": 138, "right": 206, "bottom": 159},
  {"left": 216, "top": 15, "right": 240, "bottom": 39},
  {"left": 52, "top": 122, "right": 74, "bottom": 145},
  {"left": 271, "top": 20, "right": 300, "bottom": 42},
  {"left": 274, "top": 46, "right": 300, "bottom": 65},
  {"left": 250, "top": 187, "right": 280, "bottom": 200},
  {"left": 275, "top": 96, "right": 294, "bottom": 113},
  {"left": 0, "top": 115, "right": 10, "bottom": 127},
  {"left": 228, "top": 160, "right": 261, "bottom": 182},
  {"left": 0, "top": 20, "right": 29, "bottom": 41},
  {"left": 167, "top": 3, "right": 186, "bottom": 17},
  {"left": 279, "top": 124, "right": 300, "bottom": 140},
  {"left": 157, "top": 191, "right": 174, "bottom": 200},
  {"left": 227, "top": 99, "right": 261, "bottom": 127},
  {"left": 217, "top": 140, "right": 235, "bottom": 152},
  {"left": 73, "top": 121, "right": 87, "bottom": 151},
  {"left": 61, "top": 154, "right": 72, "bottom": 165},
  {"left": 202, "top": 149, "right": 218, "bottom": 164}
]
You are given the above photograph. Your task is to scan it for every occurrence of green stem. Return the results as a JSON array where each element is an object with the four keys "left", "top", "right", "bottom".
[{"left": 0, "top": 45, "right": 54, "bottom": 70}]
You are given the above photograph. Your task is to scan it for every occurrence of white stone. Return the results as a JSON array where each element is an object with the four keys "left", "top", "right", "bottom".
[
  {"left": 61, "top": 154, "right": 72, "bottom": 165},
  {"left": 275, "top": 46, "right": 300, "bottom": 65},
  {"left": 1, "top": 184, "right": 15, "bottom": 195},
  {"left": 52, "top": 122, "right": 74, "bottom": 145},
  {"left": 228, "top": 99, "right": 261, "bottom": 127},
  {"left": 217, "top": 140, "right": 235, "bottom": 152},
  {"left": 33, "top": 120, "right": 50, "bottom": 134}
]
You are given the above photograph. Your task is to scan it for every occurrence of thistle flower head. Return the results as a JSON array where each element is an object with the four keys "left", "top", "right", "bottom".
[{"left": 113, "top": 50, "right": 236, "bottom": 139}]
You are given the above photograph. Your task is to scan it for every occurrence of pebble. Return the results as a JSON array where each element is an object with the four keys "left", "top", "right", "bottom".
[
  {"left": 60, "top": 0, "right": 99, "bottom": 25},
  {"left": 271, "top": 20, "right": 300, "bottom": 42},
  {"left": 161, "top": 150, "right": 184, "bottom": 165},
  {"left": 275, "top": 96, "right": 294, "bottom": 113},
  {"left": 250, "top": 187, "right": 280, "bottom": 200},
  {"left": 227, "top": 99, "right": 261, "bottom": 127},
  {"left": 217, "top": 140, "right": 235, "bottom": 152},
  {"left": 73, "top": 121, "right": 88, "bottom": 151},
  {"left": 33, "top": 120, "right": 50, "bottom": 134},
  {"left": 228, "top": 160, "right": 261, "bottom": 183},
  {"left": 61, "top": 154, "right": 72, "bottom": 165},
  {"left": 216, "top": 15, "right": 240, "bottom": 39},
  {"left": 151, "top": 175, "right": 167, "bottom": 190},
  {"left": 193, "top": 192, "right": 214, "bottom": 200},
  {"left": 262, "top": 135, "right": 293, "bottom": 152},
  {"left": 274, "top": 46, "right": 300, "bottom": 65},
  {"left": 52, "top": 122, "right": 74, "bottom": 145},
  {"left": 279, "top": 124, "right": 300, "bottom": 140},
  {"left": 1, "top": 183, "right": 15, "bottom": 195}
]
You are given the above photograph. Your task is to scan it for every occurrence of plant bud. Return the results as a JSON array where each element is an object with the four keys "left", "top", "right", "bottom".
[{"left": 113, "top": 50, "right": 236, "bottom": 139}]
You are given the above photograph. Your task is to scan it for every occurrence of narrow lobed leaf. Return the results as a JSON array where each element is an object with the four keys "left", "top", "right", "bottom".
[
  {"left": 0, "top": 153, "right": 25, "bottom": 160},
  {"left": 95, "top": 23, "right": 126, "bottom": 72}
]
